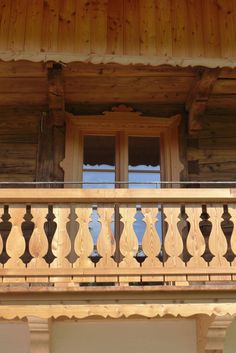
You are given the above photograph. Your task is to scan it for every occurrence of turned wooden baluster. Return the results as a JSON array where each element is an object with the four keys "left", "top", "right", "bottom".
[
  {"left": 50, "top": 206, "right": 72, "bottom": 283},
  {"left": 227, "top": 205, "right": 236, "bottom": 280},
  {"left": 207, "top": 205, "right": 231, "bottom": 281},
  {"left": 96, "top": 205, "right": 117, "bottom": 282},
  {"left": 4, "top": 207, "right": 26, "bottom": 283},
  {"left": 119, "top": 205, "right": 140, "bottom": 283},
  {"left": 163, "top": 205, "right": 186, "bottom": 282},
  {"left": 141, "top": 206, "right": 163, "bottom": 282},
  {"left": 73, "top": 205, "right": 95, "bottom": 283},
  {"left": 27, "top": 207, "right": 49, "bottom": 283},
  {"left": 185, "top": 206, "right": 208, "bottom": 281}
]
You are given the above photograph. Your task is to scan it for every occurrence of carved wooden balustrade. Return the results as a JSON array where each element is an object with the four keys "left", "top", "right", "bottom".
[{"left": 0, "top": 188, "right": 236, "bottom": 287}]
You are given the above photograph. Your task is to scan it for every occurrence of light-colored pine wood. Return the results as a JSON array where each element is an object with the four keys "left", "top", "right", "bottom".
[
  {"left": 73, "top": 205, "right": 95, "bottom": 283},
  {"left": 58, "top": 0, "right": 76, "bottom": 52},
  {"left": 4, "top": 207, "right": 25, "bottom": 283},
  {"left": 207, "top": 206, "right": 231, "bottom": 281},
  {"left": 171, "top": 0, "right": 189, "bottom": 57},
  {"left": 96, "top": 205, "right": 117, "bottom": 282},
  {"left": 141, "top": 207, "right": 163, "bottom": 281},
  {"left": 185, "top": 206, "right": 208, "bottom": 281},
  {"left": 7, "top": 0, "right": 27, "bottom": 51},
  {"left": 119, "top": 205, "right": 140, "bottom": 282},
  {"left": 27, "top": 206, "right": 49, "bottom": 283},
  {"left": 0, "top": 0, "right": 12, "bottom": 51},
  {"left": 163, "top": 205, "right": 186, "bottom": 282},
  {"left": 155, "top": 0, "right": 172, "bottom": 57},
  {"left": 50, "top": 206, "right": 71, "bottom": 283}
]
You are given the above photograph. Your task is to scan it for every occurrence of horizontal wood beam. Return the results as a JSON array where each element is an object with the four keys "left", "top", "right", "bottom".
[{"left": 0, "top": 188, "right": 236, "bottom": 203}]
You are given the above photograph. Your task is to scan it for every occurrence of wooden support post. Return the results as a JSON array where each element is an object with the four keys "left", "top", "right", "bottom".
[
  {"left": 27, "top": 316, "right": 50, "bottom": 353},
  {"left": 36, "top": 63, "right": 65, "bottom": 186},
  {"left": 197, "top": 314, "right": 235, "bottom": 353},
  {"left": 186, "top": 68, "right": 220, "bottom": 132}
]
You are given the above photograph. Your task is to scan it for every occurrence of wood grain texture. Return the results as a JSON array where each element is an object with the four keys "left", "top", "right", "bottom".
[{"left": 0, "top": 0, "right": 235, "bottom": 63}]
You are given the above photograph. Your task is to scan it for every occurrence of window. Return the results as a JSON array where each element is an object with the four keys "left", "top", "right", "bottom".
[{"left": 61, "top": 108, "right": 183, "bottom": 186}]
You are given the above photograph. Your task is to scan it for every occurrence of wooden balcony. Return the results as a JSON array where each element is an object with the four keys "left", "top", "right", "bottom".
[{"left": 1, "top": 188, "right": 236, "bottom": 290}]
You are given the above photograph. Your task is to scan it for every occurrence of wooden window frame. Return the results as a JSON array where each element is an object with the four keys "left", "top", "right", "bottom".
[{"left": 61, "top": 109, "right": 183, "bottom": 186}]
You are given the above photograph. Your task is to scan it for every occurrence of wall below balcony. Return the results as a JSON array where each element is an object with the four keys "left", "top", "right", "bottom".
[{"left": 51, "top": 319, "right": 197, "bottom": 353}]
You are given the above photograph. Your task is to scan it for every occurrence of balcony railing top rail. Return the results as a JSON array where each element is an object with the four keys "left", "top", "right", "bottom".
[{"left": 0, "top": 188, "right": 236, "bottom": 203}]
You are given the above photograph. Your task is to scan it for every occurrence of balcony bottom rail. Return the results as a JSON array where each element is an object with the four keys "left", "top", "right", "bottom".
[{"left": 0, "top": 189, "right": 236, "bottom": 286}]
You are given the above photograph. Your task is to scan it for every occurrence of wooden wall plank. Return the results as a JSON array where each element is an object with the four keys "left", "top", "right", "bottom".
[
  {"left": 124, "top": 0, "right": 140, "bottom": 55},
  {"left": 107, "top": 0, "right": 124, "bottom": 55},
  {"left": 41, "top": 0, "right": 59, "bottom": 52},
  {"left": 0, "top": 0, "right": 11, "bottom": 50},
  {"left": 74, "top": 0, "right": 91, "bottom": 54},
  {"left": 90, "top": 0, "right": 108, "bottom": 54},
  {"left": 24, "top": 0, "right": 43, "bottom": 51},
  {"left": 155, "top": 0, "right": 172, "bottom": 57},
  {"left": 171, "top": 0, "right": 189, "bottom": 57},
  {"left": 202, "top": 0, "right": 221, "bottom": 57},
  {"left": 7, "top": 0, "right": 27, "bottom": 51},
  {"left": 58, "top": 0, "right": 76, "bottom": 52},
  {"left": 139, "top": 0, "right": 156, "bottom": 56}
]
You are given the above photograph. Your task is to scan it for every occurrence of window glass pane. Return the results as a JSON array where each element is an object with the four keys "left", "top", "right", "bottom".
[
  {"left": 83, "top": 135, "right": 115, "bottom": 170},
  {"left": 83, "top": 171, "right": 115, "bottom": 188},
  {"left": 129, "top": 172, "right": 161, "bottom": 189}
]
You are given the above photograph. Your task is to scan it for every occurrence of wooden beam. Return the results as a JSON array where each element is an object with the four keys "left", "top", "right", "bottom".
[
  {"left": 27, "top": 316, "right": 50, "bottom": 353},
  {"left": 186, "top": 68, "right": 220, "bottom": 132},
  {"left": 36, "top": 63, "right": 65, "bottom": 185}
]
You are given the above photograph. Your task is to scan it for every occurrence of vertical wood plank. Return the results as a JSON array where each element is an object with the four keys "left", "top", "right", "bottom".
[
  {"left": 0, "top": 0, "right": 12, "bottom": 51},
  {"left": 202, "top": 0, "right": 221, "bottom": 57},
  {"left": 124, "top": 0, "right": 140, "bottom": 55},
  {"left": 119, "top": 205, "right": 140, "bottom": 282},
  {"left": 58, "top": 0, "right": 76, "bottom": 52},
  {"left": 185, "top": 206, "right": 208, "bottom": 281},
  {"left": 163, "top": 205, "right": 186, "bottom": 282},
  {"left": 7, "top": 0, "right": 27, "bottom": 51},
  {"left": 24, "top": 0, "right": 43, "bottom": 51},
  {"left": 207, "top": 206, "right": 230, "bottom": 281},
  {"left": 90, "top": 0, "right": 108, "bottom": 54},
  {"left": 27, "top": 206, "right": 49, "bottom": 283},
  {"left": 4, "top": 207, "right": 25, "bottom": 283},
  {"left": 107, "top": 0, "right": 124, "bottom": 55},
  {"left": 155, "top": 0, "right": 172, "bottom": 57},
  {"left": 186, "top": 0, "right": 205, "bottom": 57},
  {"left": 171, "top": 0, "right": 189, "bottom": 57},
  {"left": 217, "top": 0, "right": 236, "bottom": 58},
  {"left": 139, "top": 0, "right": 156, "bottom": 56},
  {"left": 96, "top": 205, "right": 117, "bottom": 282},
  {"left": 73, "top": 206, "right": 95, "bottom": 283},
  {"left": 41, "top": 0, "right": 59, "bottom": 52},
  {"left": 141, "top": 207, "right": 163, "bottom": 282},
  {"left": 74, "top": 0, "right": 91, "bottom": 54},
  {"left": 50, "top": 206, "right": 71, "bottom": 283}
]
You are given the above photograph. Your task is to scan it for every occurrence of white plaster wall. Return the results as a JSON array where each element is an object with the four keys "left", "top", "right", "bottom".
[
  {"left": 224, "top": 318, "right": 236, "bottom": 353},
  {"left": 0, "top": 321, "right": 29, "bottom": 353},
  {"left": 51, "top": 319, "right": 197, "bottom": 353}
]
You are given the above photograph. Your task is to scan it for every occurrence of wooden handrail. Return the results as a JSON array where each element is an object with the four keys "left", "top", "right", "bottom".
[{"left": 0, "top": 188, "right": 236, "bottom": 203}]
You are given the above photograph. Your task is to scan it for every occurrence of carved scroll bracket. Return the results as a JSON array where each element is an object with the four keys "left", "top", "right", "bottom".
[{"left": 27, "top": 316, "right": 50, "bottom": 353}]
